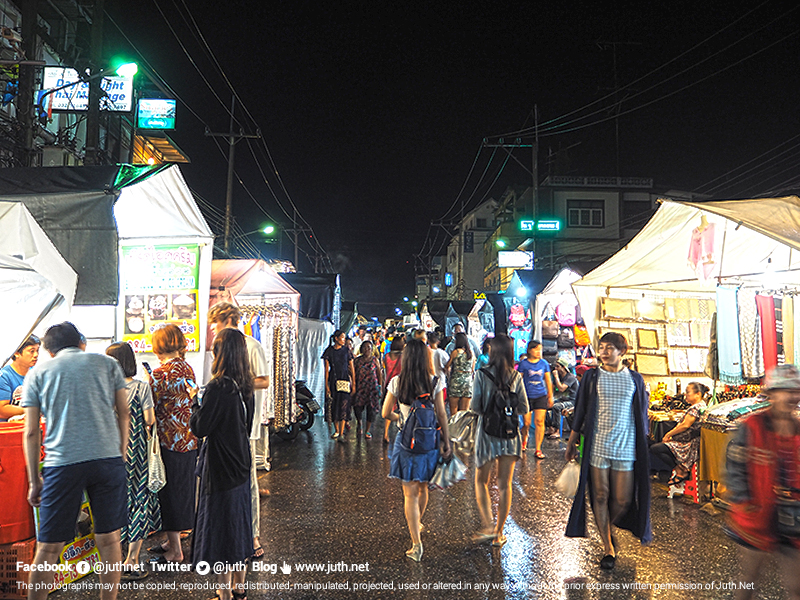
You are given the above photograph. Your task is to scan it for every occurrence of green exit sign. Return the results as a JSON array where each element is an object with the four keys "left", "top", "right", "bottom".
[
  {"left": 537, "top": 220, "right": 561, "bottom": 231},
  {"left": 520, "top": 220, "right": 535, "bottom": 231}
]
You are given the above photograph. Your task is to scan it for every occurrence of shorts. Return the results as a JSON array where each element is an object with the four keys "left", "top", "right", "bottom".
[
  {"left": 589, "top": 454, "right": 635, "bottom": 471},
  {"left": 528, "top": 395, "right": 549, "bottom": 411},
  {"left": 38, "top": 457, "right": 126, "bottom": 543}
]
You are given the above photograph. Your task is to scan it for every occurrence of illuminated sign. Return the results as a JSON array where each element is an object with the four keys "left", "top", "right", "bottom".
[
  {"left": 537, "top": 220, "right": 561, "bottom": 231},
  {"left": 119, "top": 244, "right": 200, "bottom": 353},
  {"left": 38, "top": 67, "right": 134, "bottom": 112},
  {"left": 137, "top": 98, "right": 177, "bottom": 130},
  {"left": 444, "top": 272, "right": 453, "bottom": 286},
  {"left": 520, "top": 220, "right": 535, "bottom": 231},
  {"left": 498, "top": 251, "right": 533, "bottom": 269},
  {"left": 474, "top": 291, "right": 486, "bottom": 300}
]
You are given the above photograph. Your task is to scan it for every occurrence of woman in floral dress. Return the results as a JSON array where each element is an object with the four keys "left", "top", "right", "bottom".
[
  {"left": 649, "top": 382, "right": 709, "bottom": 485},
  {"left": 353, "top": 340, "right": 383, "bottom": 439},
  {"left": 147, "top": 324, "right": 197, "bottom": 563},
  {"left": 446, "top": 332, "right": 474, "bottom": 414}
]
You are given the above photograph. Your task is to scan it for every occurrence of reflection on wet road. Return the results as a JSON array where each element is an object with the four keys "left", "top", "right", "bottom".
[{"left": 56, "top": 419, "right": 788, "bottom": 599}]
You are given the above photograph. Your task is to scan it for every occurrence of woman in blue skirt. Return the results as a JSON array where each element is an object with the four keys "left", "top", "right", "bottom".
[
  {"left": 190, "top": 328, "right": 254, "bottom": 600},
  {"left": 382, "top": 338, "right": 451, "bottom": 562}
]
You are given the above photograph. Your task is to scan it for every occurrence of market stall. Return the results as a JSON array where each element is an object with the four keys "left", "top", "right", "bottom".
[
  {"left": 573, "top": 196, "right": 800, "bottom": 491},
  {"left": 0, "top": 165, "right": 214, "bottom": 379},
  {"left": 209, "top": 259, "right": 300, "bottom": 429},
  {"left": 505, "top": 269, "right": 557, "bottom": 360}
]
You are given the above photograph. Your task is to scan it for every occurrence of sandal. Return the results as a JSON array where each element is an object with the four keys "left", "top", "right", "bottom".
[
  {"left": 667, "top": 472, "right": 690, "bottom": 486},
  {"left": 471, "top": 531, "right": 496, "bottom": 544},
  {"left": 147, "top": 541, "right": 169, "bottom": 554},
  {"left": 535, "top": 450, "right": 545, "bottom": 459},
  {"left": 600, "top": 554, "right": 616, "bottom": 570},
  {"left": 232, "top": 591, "right": 247, "bottom": 600},
  {"left": 251, "top": 545, "right": 264, "bottom": 560},
  {"left": 365, "top": 432, "right": 372, "bottom": 439},
  {"left": 492, "top": 535, "right": 507, "bottom": 547}
]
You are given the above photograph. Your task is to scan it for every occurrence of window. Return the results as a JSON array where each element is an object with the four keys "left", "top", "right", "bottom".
[
  {"left": 567, "top": 199, "right": 604, "bottom": 228},
  {"left": 476, "top": 218, "right": 487, "bottom": 229}
]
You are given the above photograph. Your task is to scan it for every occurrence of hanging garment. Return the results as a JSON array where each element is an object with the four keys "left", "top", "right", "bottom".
[
  {"left": 783, "top": 296, "right": 794, "bottom": 368},
  {"left": 795, "top": 297, "right": 800, "bottom": 366},
  {"left": 756, "top": 295, "right": 778, "bottom": 374},
  {"left": 251, "top": 314, "right": 261, "bottom": 343},
  {"left": 776, "top": 297, "right": 785, "bottom": 366},
  {"left": 716, "top": 287, "right": 744, "bottom": 383},
  {"left": 705, "top": 312, "right": 719, "bottom": 380},
  {"left": 688, "top": 223, "right": 716, "bottom": 280},
  {"left": 739, "top": 289, "right": 764, "bottom": 380}
]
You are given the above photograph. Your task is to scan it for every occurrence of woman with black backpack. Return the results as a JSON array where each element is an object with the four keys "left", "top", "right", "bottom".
[
  {"left": 470, "top": 334, "right": 528, "bottom": 548},
  {"left": 382, "top": 338, "right": 451, "bottom": 562}
]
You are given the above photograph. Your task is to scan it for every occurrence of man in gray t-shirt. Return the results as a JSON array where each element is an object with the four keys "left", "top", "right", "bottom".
[{"left": 21, "top": 322, "right": 129, "bottom": 600}]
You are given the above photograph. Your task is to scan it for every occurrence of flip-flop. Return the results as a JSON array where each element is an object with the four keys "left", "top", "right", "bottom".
[
  {"left": 365, "top": 432, "right": 373, "bottom": 439},
  {"left": 146, "top": 542, "right": 168, "bottom": 554},
  {"left": 492, "top": 535, "right": 507, "bottom": 547},
  {"left": 121, "top": 566, "right": 149, "bottom": 580},
  {"left": 251, "top": 545, "right": 264, "bottom": 560},
  {"left": 535, "top": 450, "right": 545, "bottom": 459},
  {"left": 600, "top": 554, "right": 616, "bottom": 570}
]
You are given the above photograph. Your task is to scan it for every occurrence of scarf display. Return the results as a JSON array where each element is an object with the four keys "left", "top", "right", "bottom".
[
  {"left": 775, "top": 296, "right": 785, "bottom": 366},
  {"left": 738, "top": 289, "right": 764, "bottom": 380},
  {"left": 783, "top": 296, "right": 793, "bottom": 368},
  {"left": 716, "top": 287, "right": 744, "bottom": 384},
  {"left": 755, "top": 295, "right": 778, "bottom": 374}
]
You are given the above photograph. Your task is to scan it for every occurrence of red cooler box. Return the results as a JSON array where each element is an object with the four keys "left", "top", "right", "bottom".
[{"left": 0, "top": 423, "right": 35, "bottom": 545}]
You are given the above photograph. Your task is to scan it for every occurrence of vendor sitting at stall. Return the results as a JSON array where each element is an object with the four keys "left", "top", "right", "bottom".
[
  {"left": 545, "top": 358, "right": 579, "bottom": 438},
  {"left": 649, "top": 381, "right": 709, "bottom": 486},
  {"left": 0, "top": 335, "right": 40, "bottom": 422}
]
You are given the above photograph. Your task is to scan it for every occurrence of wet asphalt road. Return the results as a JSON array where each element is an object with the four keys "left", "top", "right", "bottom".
[{"left": 49, "top": 417, "right": 789, "bottom": 599}]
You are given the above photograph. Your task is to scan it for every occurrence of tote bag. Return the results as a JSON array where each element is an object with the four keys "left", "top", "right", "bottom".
[{"left": 147, "top": 426, "right": 167, "bottom": 493}]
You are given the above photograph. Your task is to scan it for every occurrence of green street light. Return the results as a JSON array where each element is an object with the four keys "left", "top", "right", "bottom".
[
  {"left": 496, "top": 239, "right": 507, "bottom": 248},
  {"left": 114, "top": 62, "right": 138, "bottom": 78},
  {"left": 263, "top": 225, "right": 275, "bottom": 235}
]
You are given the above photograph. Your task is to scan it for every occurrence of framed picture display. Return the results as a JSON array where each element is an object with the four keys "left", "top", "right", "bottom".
[
  {"left": 636, "top": 328, "right": 659, "bottom": 350},
  {"left": 601, "top": 297, "right": 636, "bottom": 320},
  {"left": 635, "top": 353, "right": 669, "bottom": 375}
]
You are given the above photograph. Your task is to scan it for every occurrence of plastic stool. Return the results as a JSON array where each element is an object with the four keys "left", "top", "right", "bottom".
[{"left": 667, "top": 463, "right": 699, "bottom": 503}]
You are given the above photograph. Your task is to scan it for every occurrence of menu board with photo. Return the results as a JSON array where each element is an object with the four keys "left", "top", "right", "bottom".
[{"left": 120, "top": 244, "right": 200, "bottom": 353}]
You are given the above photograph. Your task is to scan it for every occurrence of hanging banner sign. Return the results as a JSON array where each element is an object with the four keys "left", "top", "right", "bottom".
[
  {"left": 38, "top": 67, "right": 134, "bottom": 112},
  {"left": 120, "top": 244, "right": 200, "bottom": 353}
]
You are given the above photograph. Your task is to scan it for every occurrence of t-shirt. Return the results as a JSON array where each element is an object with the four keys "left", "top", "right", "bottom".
[
  {"left": 431, "top": 348, "right": 449, "bottom": 381},
  {"left": 0, "top": 364, "right": 25, "bottom": 422},
  {"left": 387, "top": 375, "right": 446, "bottom": 420},
  {"left": 518, "top": 358, "right": 550, "bottom": 399},
  {"left": 593, "top": 368, "right": 636, "bottom": 461},
  {"left": 21, "top": 348, "right": 127, "bottom": 468},
  {"left": 559, "top": 372, "right": 579, "bottom": 402},
  {"left": 245, "top": 334, "right": 269, "bottom": 439}
]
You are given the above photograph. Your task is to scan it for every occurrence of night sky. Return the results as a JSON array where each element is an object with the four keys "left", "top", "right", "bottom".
[{"left": 106, "top": 0, "right": 800, "bottom": 318}]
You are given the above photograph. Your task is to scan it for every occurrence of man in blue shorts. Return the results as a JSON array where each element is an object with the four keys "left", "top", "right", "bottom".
[{"left": 21, "top": 322, "right": 129, "bottom": 600}]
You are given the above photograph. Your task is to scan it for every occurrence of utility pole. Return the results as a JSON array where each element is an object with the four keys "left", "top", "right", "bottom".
[
  {"left": 85, "top": 0, "right": 104, "bottom": 165},
  {"left": 597, "top": 40, "right": 640, "bottom": 177},
  {"left": 205, "top": 96, "right": 260, "bottom": 254}
]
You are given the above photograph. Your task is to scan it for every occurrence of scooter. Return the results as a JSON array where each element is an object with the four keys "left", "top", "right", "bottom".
[{"left": 273, "top": 380, "right": 320, "bottom": 441}]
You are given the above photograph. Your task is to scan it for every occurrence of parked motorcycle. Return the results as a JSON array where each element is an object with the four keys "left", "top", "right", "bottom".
[{"left": 273, "top": 380, "right": 320, "bottom": 441}]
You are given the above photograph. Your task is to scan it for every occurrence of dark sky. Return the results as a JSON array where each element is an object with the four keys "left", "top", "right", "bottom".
[{"left": 106, "top": 0, "right": 800, "bottom": 318}]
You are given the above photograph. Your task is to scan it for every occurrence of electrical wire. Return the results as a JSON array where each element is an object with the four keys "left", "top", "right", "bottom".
[{"left": 494, "top": 1, "right": 785, "bottom": 139}]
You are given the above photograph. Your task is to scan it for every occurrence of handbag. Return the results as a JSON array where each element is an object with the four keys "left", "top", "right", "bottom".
[
  {"left": 429, "top": 454, "right": 468, "bottom": 490},
  {"left": 775, "top": 487, "right": 800, "bottom": 538},
  {"left": 147, "top": 426, "right": 167, "bottom": 493},
  {"left": 555, "top": 460, "right": 580, "bottom": 498},
  {"left": 542, "top": 320, "right": 559, "bottom": 339},
  {"left": 335, "top": 380, "right": 351, "bottom": 393}
]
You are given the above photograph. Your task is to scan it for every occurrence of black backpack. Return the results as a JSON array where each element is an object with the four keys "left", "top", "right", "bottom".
[
  {"left": 399, "top": 377, "right": 440, "bottom": 453},
  {"left": 480, "top": 368, "right": 520, "bottom": 439}
]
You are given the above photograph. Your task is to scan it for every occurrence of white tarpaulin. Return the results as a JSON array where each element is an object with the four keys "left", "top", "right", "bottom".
[
  {"left": 0, "top": 201, "right": 77, "bottom": 311},
  {"left": 574, "top": 198, "right": 800, "bottom": 342},
  {"left": 0, "top": 254, "right": 65, "bottom": 364}
]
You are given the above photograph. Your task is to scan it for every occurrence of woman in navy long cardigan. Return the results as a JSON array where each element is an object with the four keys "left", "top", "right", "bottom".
[{"left": 564, "top": 333, "right": 652, "bottom": 570}]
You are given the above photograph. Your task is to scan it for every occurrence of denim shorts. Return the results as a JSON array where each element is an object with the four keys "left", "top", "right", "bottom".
[
  {"left": 38, "top": 457, "right": 126, "bottom": 543},
  {"left": 589, "top": 454, "right": 635, "bottom": 471}
]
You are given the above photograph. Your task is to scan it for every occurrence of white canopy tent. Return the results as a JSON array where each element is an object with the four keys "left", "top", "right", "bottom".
[
  {"left": 0, "top": 254, "right": 71, "bottom": 365},
  {"left": 573, "top": 197, "right": 800, "bottom": 345}
]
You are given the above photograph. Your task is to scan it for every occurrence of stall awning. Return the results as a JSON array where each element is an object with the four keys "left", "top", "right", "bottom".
[{"left": 133, "top": 133, "right": 191, "bottom": 165}]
